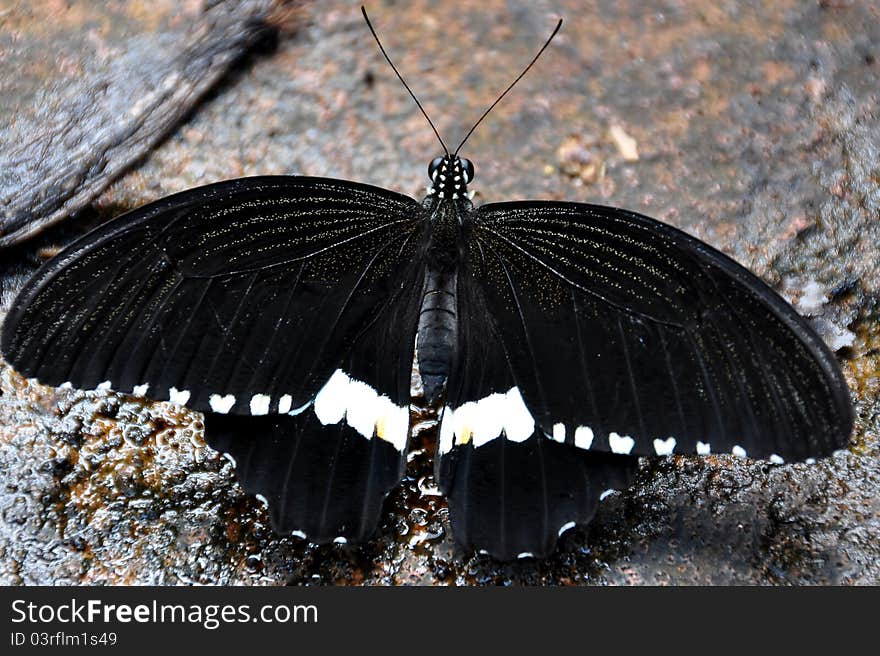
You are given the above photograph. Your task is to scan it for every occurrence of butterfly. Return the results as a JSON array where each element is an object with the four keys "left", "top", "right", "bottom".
[{"left": 0, "top": 9, "right": 853, "bottom": 561}]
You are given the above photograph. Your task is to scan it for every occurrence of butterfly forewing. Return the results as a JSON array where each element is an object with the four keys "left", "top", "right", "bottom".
[
  {"left": 2, "top": 176, "right": 426, "bottom": 412},
  {"left": 453, "top": 200, "right": 852, "bottom": 462}
]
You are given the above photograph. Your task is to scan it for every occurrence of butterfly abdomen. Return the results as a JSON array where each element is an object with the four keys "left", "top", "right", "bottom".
[{"left": 417, "top": 268, "right": 458, "bottom": 405}]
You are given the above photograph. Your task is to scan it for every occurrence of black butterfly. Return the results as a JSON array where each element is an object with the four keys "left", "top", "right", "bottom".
[{"left": 0, "top": 10, "right": 852, "bottom": 560}]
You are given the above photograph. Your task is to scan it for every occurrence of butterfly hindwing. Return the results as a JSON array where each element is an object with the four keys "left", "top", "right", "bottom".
[
  {"left": 454, "top": 200, "right": 852, "bottom": 463},
  {"left": 437, "top": 435, "right": 637, "bottom": 560},
  {"left": 205, "top": 410, "right": 406, "bottom": 543},
  {"left": 435, "top": 269, "right": 637, "bottom": 558}
]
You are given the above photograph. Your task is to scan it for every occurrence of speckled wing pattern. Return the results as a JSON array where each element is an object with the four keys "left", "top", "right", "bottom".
[
  {"left": 2, "top": 176, "right": 424, "bottom": 410},
  {"left": 454, "top": 201, "right": 853, "bottom": 462},
  {"left": 1, "top": 175, "right": 427, "bottom": 543}
]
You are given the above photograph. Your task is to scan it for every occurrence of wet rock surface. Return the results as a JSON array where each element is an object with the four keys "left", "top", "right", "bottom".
[{"left": 1, "top": 0, "right": 878, "bottom": 585}]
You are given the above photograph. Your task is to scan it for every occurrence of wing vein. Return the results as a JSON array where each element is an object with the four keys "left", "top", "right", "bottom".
[{"left": 477, "top": 224, "right": 684, "bottom": 329}]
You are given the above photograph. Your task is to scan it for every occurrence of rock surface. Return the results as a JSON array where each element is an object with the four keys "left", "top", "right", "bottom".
[{"left": 0, "top": 0, "right": 878, "bottom": 585}]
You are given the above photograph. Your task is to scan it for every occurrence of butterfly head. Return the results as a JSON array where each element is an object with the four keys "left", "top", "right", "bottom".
[{"left": 428, "top": 155, "right": 474, "bottom": 200}]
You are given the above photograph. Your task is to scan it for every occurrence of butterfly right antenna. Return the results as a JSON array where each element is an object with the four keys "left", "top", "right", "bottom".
[{"left": 454, "top": 18, "right": 562, "bottom": 156}]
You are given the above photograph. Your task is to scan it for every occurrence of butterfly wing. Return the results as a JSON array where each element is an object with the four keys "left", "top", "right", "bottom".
[
  {"left": 436, "top": 268, "right": 638, "bottom": 559},
  {"left": 436, "top": 200, "right": 852, "bottom": 559},
  {"left": 448, "top": 200, "right": 852, "bottom": 462},
  {"left": 2, "top": 175, "right": 427, "bottom": 542},
  {"left": 2, "top": 176, "right": 424, "bottom": 410},
  {"left": 204, "top": 410, "right": 407, "bottom": 543}
]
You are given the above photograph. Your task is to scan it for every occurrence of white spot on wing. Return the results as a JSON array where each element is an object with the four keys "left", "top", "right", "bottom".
[
  {"left": 439, "top": 408, "right": 455, "bottom": 454},
  {"left": 574, "top": 426, "right": 594, "bottom": 450},
  {"left": 653, "top": 437, "right": 676, "bottom": 456},
  {"left": 516, "top": 552, "right": 534, "bottom": 559},
  {"left": 133, "top": 383, "right": 149, "bottom": 396},
  {"left": 696, "top": 441, "right": 711, "bottom": 455},
  {"left": 97, "top": 380, "right": 112, "bottom": 391},
  {"left": 210, "top": 394, "right": 236, "bottom": 414},
  {"left": 168, "top": 387, "right": 190, "bottom": 406},
  {"left": 291, "top": 530, "right": 306, "bottom": 539},
  {"left": 769, "top": 454, "right": 785, "bottom": 464},
  {"left": 289, "top": 400, "right": 311, "bottom": 416},
  {"left": 312, "top": 369, "right": 409, "bottom": 452},
  {"left": 60, "top": 381, "right": 73, "bottom": 389},
  {"left": 599, "top": 489, "right": 615, "bottom": 501},
  {"left": 346, "top": 379, "right": 381, "bottom": 438},
  {"left": 278, "top": 394, "right": 292, "bottom": 414},
  {"left": 442, "top": 386, "right": 535, "bottom": 449},
  {"left": 374, "top": 400, "right": 409, "bottom": 452},
  {"left": 609, "top": 432, "right": 635, "bottom": 454},
  {"left": 502, "top": 387, "right": 534, "bottom": 442},
  {"left": 557, "top": 521, "right": 576, "bottom": 536},
  {"left": 250, "top": 393, "right": 271, "bottom": 416},
  {"left": 805, "top": 457, "right": 816, "bottom": 465},
  {"left": 552, "top": 423, "right": 566, "bottom": 443},
  {"left": 333, "top": 536, "right": 348, "bottom": 545},
  {"left": 457, "top": 393, "right": 505, "bottom": 448},
  {"left": 314, "top": 369, "right": 350, "bottom": 425},
  {"left": 255, "top": 494, "right": 269, "bottom": 507},
  {"left": 732, "top": 445, "right": 747, "bottom": 458}
]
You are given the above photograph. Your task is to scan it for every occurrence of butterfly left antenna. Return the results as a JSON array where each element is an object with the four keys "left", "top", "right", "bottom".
[{"left": 361, "top": 6, "right": 449, "bottom": 157}]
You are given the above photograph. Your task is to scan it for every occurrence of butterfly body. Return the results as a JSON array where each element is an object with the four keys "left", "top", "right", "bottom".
[
  {"left": 411, "top": 155, "right": 477, "bottom": 404},
  {"left": 416, "top": 266, "right": 459, "bottom": 405}
]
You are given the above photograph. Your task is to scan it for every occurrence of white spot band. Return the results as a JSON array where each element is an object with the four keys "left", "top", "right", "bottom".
[
  {"left": 210, "top": 394, "right": 236, "bottom": 414},
  {"left": 653, "top": 437, "right": 676, "bottom": 456},
  {"left": 574, "top": 426, "right": 594, "bottom": 450},
  {"left": 313, "top": 369, "right": 409, "bottom": 452},
  {"left": 437, "top": 387, "right": 535, "bottom": 453},
  {"left": 609, "top": 432, "right": 635, "bottom": 455},
  {"left": 250, "top": 393, "right": 271, "bottom": 416},
  {"left": 169, "top": 387, "right": 190, "bottom": 406}
]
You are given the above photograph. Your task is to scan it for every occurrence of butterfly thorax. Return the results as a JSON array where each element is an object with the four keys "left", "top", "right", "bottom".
[{"left": 422, "top": 193, "right": 471, "bottom": 270}]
